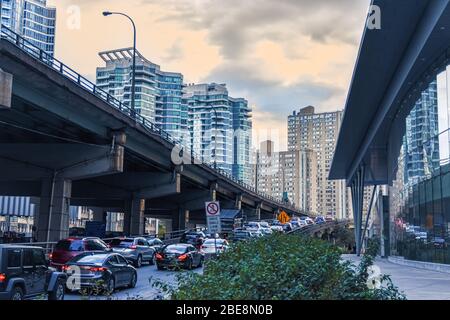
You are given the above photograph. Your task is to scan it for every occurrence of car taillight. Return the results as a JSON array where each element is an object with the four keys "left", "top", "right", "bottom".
[
  {"left": 130, "top": 245, "right": 137, "bottom": 249},
  {"left": 0, "top": 273, "right": 6, "bottom": 283},
  {"left": 48, "top": 253, "right": 53, "bottom": 260},
  {"left": 156, "top": 253, "right": 164, "bottom": 260},
  {"left": 90, "top": 267, "right": 107, "bottom": 272},
  {"left": 62, "top": 265, "right": 70, "bottom": 272},
  {"left": 178, "top": 254, "right": 188, "bottom": 261}
]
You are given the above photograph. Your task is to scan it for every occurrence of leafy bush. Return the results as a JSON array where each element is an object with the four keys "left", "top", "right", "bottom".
[
  {"left": 152, "top": 233, "right": 405, "bottom": 300},
  {"left": 333, "top": 225, "right": 356, "bottom": 252}
]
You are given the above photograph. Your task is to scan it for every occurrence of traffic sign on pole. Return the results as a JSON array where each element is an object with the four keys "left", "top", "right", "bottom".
[
  {"left": 278, "top": 211, "right": 291, "bottom": 224},
  {"left": 205, "top": 201, "right": 221, "bottom": 233}
]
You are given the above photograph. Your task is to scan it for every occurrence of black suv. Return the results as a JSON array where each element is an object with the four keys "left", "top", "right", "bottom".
[
  {"left": 179, "top": 231, "right": 206, "bottom": 249},
  {"left": 0, "top": 245, "right": 66, "bottom": 300}
]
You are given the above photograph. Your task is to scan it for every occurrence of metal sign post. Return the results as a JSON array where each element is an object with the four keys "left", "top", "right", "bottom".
[{"left": 205, "top": 201, "right": 221, "bottom": 255}]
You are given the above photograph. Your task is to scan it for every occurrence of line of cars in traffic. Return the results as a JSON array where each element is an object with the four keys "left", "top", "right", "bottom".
[
  {"left": 229, "top": 215, "right": 333, "bottom": 241},
  {"left": 0, "top": 231, "right": 225, "bottom": 300},
  {"left": 0, "top": 215, "right": 334, "bottom": 300},
  {"left": 0, "top": 234, "right": 198, "bottom": 300}
]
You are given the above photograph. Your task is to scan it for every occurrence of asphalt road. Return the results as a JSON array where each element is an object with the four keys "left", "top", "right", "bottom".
[
  {"left": 64, "top": 262, "right": 203, "bottom": 300},
  {"left": 343, "top": 254, "right": 450, "bottom": 300}
]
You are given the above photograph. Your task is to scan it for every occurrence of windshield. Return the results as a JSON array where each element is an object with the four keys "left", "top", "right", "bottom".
[
  {"left": 55, "top": 240, "right": 84, "bottom": 251},
  {"left": 235, "top": 231, "right": 249, "bottom": 237},
  {"left": 110, "top": 239, "right": 134, "bottom": 248},
  {"left": 164, "top": 245, "right": 188, "bottom": 254},
  {"left": 259, "top": 222, "right": 269, "bottom": 228},
  {"left": 71, "top": 254, "right": 108, "bottom": 264},
  {"left": 204, "top": 239, "right": 226, "bottom": 245}
]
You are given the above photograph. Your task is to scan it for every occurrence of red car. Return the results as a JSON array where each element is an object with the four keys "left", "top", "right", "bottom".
[{"left": 49, "top": 237, "right": 110, "bottom": 271}]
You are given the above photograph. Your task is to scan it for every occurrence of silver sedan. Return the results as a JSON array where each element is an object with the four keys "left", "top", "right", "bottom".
[{"left": 108, "top": 237, "right": 156, "bottom": 268}]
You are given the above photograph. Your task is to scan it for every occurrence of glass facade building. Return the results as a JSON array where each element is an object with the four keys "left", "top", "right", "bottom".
[
  {"left": 391, "top": 63, "right": 450, "bottom": 264},
  {"left": 184, "top": 83, "right": 252, "bottom": 183},
  {"left": 96, "top": 49, "right": 187, "bottom": 143},
  {"left": 1, "top": 0, "right": 56, "bottom": 56},
  {"left": 231, "top": 97, "right": 252, "bottom": 184}
]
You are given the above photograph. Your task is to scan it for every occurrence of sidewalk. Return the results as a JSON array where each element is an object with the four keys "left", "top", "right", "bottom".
[{"left": 342, "top": 254, "right": 450, "bottom": 300}]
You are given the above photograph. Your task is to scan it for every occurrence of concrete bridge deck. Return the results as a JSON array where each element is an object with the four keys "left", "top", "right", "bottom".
[{"left": 0, "top": 25, "right": 308, "bottom": 242}]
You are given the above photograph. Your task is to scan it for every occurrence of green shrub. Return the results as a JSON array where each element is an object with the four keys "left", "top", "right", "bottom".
[{"left": 152, "top": 233, "right": 405, "bottom": 300}]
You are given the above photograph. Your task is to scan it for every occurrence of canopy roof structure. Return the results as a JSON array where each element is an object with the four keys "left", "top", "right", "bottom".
[{"left": 330, "top": 0, "right": 450, "bottom": 186}]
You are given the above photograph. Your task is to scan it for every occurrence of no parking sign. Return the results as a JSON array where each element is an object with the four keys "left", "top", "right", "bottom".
[{"left": 205, "top": 201, "right": 221, "bottom": 233}]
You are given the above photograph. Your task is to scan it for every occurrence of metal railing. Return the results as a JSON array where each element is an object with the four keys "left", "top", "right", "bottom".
[
  {"left": 0, "top": 24, "right": 304, "bottom": 214},
  {"left": 287, "top": 220, "right": 351, "bottom": 236},
  {"left": 1, "top": 241, "right": 58, "bottom": 255}
]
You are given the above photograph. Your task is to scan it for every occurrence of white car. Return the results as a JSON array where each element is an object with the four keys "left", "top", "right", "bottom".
[
  {"left": 270, "top": 225, "right": 284, "bottom": 232},
  {"left": 250, "top": 230, "right": 264, "bottom": 238},
  {"left": 245, "top": 222, "right": 262, "bottom": 232},
  {"left": 201, "top": 239, "right": 229, "bottom": 258},
  {"left": 260, "top": 227, "right": 273, "bottom": 235},
  {"left": 300, "top": 217, "right": 315, "bottom": 225},
  {"left": 259, "top": 221, "right": 271, "bottom": 228},
  {"left": 298, "top": 220, "right": 307, "bottom": 228}
]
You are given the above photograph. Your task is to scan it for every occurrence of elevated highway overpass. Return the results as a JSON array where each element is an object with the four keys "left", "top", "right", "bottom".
[{"left": 0, "top": 25, "right": 308, "bottom": 242}]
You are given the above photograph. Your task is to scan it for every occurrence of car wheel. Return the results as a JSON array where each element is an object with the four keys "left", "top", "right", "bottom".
[
  {"left": 129, "top": 272, "right": 137, "bottom": 288},
  {"left": 49, "top": 279, "right": 65, "bottom": 301},
  {"left": 187, "top": 258, "right": 193, "bottom": 270},
  {"left": 150, "top": 253, "right": 157, "bottom": 265},
  {"left": 134, "top": 255, "right": 143, "bottom": 268},
  {"left": 11, "top": 286, "right": 24, "bottom": 301},
  {"left": 157, "top": 264, "right": 165, "bottom": 271},
  {"left": 105, "top": 277, "right": 115, "bottom": 295}
]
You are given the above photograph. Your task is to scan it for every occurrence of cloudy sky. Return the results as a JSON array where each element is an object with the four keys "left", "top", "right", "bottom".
[{"left": 47, "top": 0, "right": 371, "bottom": 150}]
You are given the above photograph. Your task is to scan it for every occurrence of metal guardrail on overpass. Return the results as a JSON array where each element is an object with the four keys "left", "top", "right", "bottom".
[
  {"left": 287, "top": 220, "right": 351, "bottom": 237},
  {"left": 0, "top": 24, "right": 304, "bottom": 215},
  {"left": 6, "top": 221, "right": 351, "bottom": 256},
  {"left": 4, "top": 228, "right": 199, "bottom": 254}
]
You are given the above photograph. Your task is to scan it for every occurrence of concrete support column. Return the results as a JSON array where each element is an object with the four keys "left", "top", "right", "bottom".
[
  {"left": 37, "top": 178, "right": 72, "bottom": 242},
  {"left": 172, "top": 207, "right": 189, "bottom": 231},
  {"left": 235, "top": 195, "right": 243, "bottom": 210},
  {"left": 255, "top": 203, "right": 262, "bottom": 221},
  {"left": 210, "top": 183, "right": 217, "bottom": 202},
  {"left": 0, "top": 69, "right": 12, "bottom": 109},
  {"left": 124, "top": 199, "right": 145, "bottom": 236}
]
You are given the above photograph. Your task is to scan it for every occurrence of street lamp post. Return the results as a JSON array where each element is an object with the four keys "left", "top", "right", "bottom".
[{"left": 103, "top": 11, "right": 137, "bottom": 118}]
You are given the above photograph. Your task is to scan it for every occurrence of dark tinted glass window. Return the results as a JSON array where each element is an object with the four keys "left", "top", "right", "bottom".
[
  {"left": 164, "top": 245, "right": 188, "bottom": 254},
  {"left": 234, "top": 231, "right": 249, "bottom": 237},
  {"left": 137, "top": 239, "right": 147, "bottom": 246},
  {"left": 7, "top": 249, "right": 21, "bottom": 268},
  {"left": 110, "top": 239, "right": 134, "bottom": 248},
  {"left": 84, "top": 239, "right": 108, "bottom": 251},
  {"left": 33, "top": 249, "right": 47, "bottom": 266},
  {"left": 149, "top": 239, "right": 163, "bottom": 246},
  {"left": 72, "top": 254, "right": 108, "bottom": 264},
  {"left": 116, "top": 256, "right": 128, "bottom": 264},
  {"left": 23, "top": 249, "right": 33, "bottom": 267},
  {"left": 55, "top": 240, "right": 83, "bottom": 251},
  {"left": 106, "top": 256, "right": 118, "bottom": 265}
]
